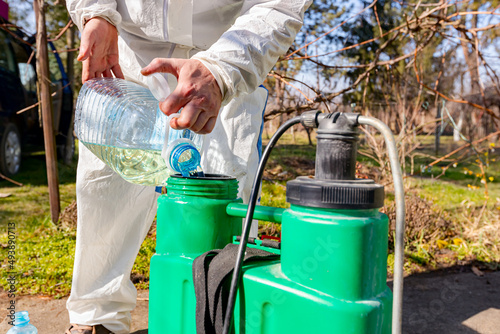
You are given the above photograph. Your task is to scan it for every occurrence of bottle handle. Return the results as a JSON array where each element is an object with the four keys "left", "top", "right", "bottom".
[
  {"left": 167, "top": 113, "right": 181, "bottom": 123},
  {"left": 147, "top": 73, "right": 171, "bottom": 102}
]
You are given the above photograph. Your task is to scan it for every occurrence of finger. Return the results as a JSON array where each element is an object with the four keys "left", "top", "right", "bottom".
[
  {"left": 199, "top": 117, "right": 217, "bottom": 134},
  {"left": 175, "top": 103, "right": 204, "bottom": 130},
  {"left": 188, "top": 110, "right": 212, "bottom": 133},
  {"left": 160, "top": 87, "right": 190, "bottom": 116},
  {"left": 103, "top": 69, "right": 112, "bottom": 77},
  {"left": 77, "top": 33, "right": 92, "bottom": 62},
  {"left": 141, "top": 58, "right": 181, "bottom": 77},
  {"left": 77, "top": 47, "right": 90, "bottom": 62},
  {"left": 111, "top": 64, "right": 124, "bottom": 79},
  {"left": 81, "top": 60, "right": 92, "bottom": 83}
]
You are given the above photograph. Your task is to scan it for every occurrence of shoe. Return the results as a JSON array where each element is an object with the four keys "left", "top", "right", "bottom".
[{"left": 65, "top": 324, "right": 114, "bottom": 334}]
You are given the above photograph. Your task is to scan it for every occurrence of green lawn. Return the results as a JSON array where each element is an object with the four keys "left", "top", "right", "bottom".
[{"left": 0, "top": 149, "right": 78, "bottom": 298}]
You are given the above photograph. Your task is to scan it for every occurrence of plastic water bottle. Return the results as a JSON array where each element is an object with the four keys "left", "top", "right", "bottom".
[
  {"left": 74, "top": 77, "right": 204, "bottom": 186},
  {"left": 6, "top": 311, "right": 38, "bottom": 333}
]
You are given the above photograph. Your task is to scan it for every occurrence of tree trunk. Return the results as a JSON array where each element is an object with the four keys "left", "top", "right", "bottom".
[{"left": 35, "top": 0, "right": 60, "bottom": 223}]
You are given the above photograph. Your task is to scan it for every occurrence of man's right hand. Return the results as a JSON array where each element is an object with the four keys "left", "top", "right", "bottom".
[{"left": 78, "top": 17, "right": 124, "bottom": 83}]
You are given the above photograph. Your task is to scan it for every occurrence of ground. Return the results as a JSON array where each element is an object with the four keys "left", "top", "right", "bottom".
[
  {"left": 398, "top": 268, "right": 500, "bottom": 334},
  {"left": 0, "top": 290, "right": 148, "bottom": 334},
  {"left": 0, "top": 268, "right": 499, "bottom": 333}
]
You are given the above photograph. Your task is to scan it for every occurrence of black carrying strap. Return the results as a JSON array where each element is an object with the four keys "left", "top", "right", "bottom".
[{"left": 193, "top": 243, "right": 279, "bottom": 334}]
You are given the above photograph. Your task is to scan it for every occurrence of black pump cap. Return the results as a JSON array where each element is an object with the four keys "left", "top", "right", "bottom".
[
  {"left": 316, "top": 112, "right": 359, "bottom": 180},
  {"left": 287, "top": 177, "right": 384, "bottom": 209},
  {"left": 286, "top": 112, "right": 384, "bottom": 209}
]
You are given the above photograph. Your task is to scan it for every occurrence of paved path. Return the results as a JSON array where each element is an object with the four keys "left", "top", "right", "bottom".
[
  {"left": 0, "top": 290, "right": 148, "bottom": 333},
  {"left": 399, "top": 269, "right": 500, "bottom": 334},
  {"left": 1, "top": 270, "right": 499, "bottom": 333}
]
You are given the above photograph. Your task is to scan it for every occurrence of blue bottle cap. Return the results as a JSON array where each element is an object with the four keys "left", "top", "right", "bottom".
[
  {"left": 164, "top": 138, "right": 203, "bottom": 176},
  {"left": 14, "top": 311, "right": 30, "bottom": 326},
  {"left": 171, "top": 143, "right": 201, "bottom": 176}
]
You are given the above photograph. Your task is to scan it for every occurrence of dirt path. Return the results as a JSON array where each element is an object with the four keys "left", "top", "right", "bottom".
[{"left": 1, "top": 270, "right": 499, "bottom": 333}]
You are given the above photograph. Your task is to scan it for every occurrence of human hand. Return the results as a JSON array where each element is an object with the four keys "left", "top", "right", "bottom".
[
  {"left": 78, "top": 17, "right": 124, "bottom": 83},
  {"left": 141, "top": 58, "right": 222, "bottom": 134}
]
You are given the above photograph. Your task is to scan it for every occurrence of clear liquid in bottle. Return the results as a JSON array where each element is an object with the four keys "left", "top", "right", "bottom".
[{"left": 75, "top": 78, "right": 205, "bottom": 186}]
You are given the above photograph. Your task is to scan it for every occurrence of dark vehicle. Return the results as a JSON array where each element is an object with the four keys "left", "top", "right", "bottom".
[{"left": 0, "top": 18, "right": 74, "bottom": 177}]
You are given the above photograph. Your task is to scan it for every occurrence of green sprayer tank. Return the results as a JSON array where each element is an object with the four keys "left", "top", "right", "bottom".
[{"left": 149, "top": 112, "right": 400, "bottom": 334}]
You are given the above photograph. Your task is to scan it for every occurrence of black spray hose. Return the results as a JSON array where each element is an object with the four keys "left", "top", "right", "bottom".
[{"left": 222, "top": 116, "right": 303, "bottom": 334}]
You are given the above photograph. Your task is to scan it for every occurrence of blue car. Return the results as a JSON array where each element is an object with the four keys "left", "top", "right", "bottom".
[{"left": 0, "top": 17, "right": 74, "bottom": 177}]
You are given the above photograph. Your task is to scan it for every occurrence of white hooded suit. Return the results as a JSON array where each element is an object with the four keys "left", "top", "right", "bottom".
[{"left": 66, "top": 0, "right": 311, "bottom": 332}]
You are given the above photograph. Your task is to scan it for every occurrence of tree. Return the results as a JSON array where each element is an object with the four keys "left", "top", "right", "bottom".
[{"left": 265, "top": 1, "right": 500, "bottom": 134}]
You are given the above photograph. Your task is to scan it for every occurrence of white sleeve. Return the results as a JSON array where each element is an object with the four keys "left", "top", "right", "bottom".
[
  {"left": 66, "top": 0, "right": 122, "bottom": 31},
  {"left": 191, "top": 0, "right": 312, "bottom": 104}
]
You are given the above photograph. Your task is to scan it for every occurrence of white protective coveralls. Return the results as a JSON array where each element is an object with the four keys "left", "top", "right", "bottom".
[{"left": 66, "top": 0, "right": 311, "bottom": 333}]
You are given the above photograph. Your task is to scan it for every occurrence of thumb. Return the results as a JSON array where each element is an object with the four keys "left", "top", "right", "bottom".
[
  {"left": 77, "top": 33, "right": 92, "bottom": 61},
  {"left": 141, "top": 58, "right": 184, "bottom": 77}
]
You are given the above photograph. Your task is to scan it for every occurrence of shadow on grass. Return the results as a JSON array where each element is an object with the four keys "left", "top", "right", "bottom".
[
  {"left": 0, "top": 150, "right": 77, "bottom": 188},
  {"left": 0, "top": 148, "right": 78, "bottom": 227}
]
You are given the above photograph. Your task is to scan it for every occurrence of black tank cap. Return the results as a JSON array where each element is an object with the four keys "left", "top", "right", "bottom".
[{"left": 286, "top": 177, "right": 384, "bottom": 209}]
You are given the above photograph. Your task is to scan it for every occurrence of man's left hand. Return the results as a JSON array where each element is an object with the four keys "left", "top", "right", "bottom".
[{"left": 141, "top": 58, "right": 222, "bottom": 134}]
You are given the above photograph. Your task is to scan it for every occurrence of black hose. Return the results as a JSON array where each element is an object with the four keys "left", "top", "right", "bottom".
[{"left": 222, "top": 116, "right": 302, "bottom": 334}]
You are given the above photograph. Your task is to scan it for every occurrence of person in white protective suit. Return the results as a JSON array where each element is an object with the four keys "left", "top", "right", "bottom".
[{"left": 65, "top": 0, "right": 311, "bottom": 333}]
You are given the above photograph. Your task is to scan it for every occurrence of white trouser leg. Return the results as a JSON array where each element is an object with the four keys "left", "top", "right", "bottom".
[{"left": 66, "top": 144, "right": 159, "bottom": 334}]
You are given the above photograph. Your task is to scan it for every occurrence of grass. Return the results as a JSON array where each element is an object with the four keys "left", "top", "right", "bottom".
[
  {"left": 0, "top": 144, "right": 155, "bottom": 297},
  {"left": 2, "top": 219, "right": 76, "bottom": 298},
  {"left": 0, "top": 150, "right": 77, "bottom": 227},
  {"left": 0, "top": 148, "right": 78, "bottom": 298},
  {"left": 391, "top": 136, "right": 500, "bottom": 270},
  {"left": 1, "top": 131, "right": 499, "bottom": 298},
  {"left": 407, "top": 176, "right": 500, "bottom": 264}
]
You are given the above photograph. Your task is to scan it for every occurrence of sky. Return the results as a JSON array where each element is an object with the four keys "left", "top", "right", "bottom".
[{"left": 7, "top": 0, "right": 36, "bottom": 35}]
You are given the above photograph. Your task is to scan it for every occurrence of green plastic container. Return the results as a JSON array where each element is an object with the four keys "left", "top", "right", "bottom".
[
  {"left": 233, "top": 204, "right": 392, "bottom": 333},
  {"left": 149, "top": 177, "right": 391, "bottom": 334},
  {"left": 149, "top": 175, "right": 241, "bottom": 334}
]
